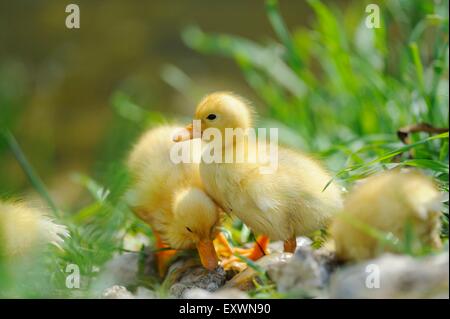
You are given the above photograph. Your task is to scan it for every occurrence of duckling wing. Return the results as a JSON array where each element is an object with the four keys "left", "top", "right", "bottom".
[
  {"left": 245, "top": 175, "right": 282, "bottom": 214},
  {"left": 219, "top": 165, "right": 291, "bottom": 239}
]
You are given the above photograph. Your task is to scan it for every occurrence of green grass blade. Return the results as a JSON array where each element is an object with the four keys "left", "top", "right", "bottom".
[{"left": 265, "top": 0, "right": 303, "bottom": 72}]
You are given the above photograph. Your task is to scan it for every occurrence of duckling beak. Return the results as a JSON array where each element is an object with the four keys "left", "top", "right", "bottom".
[
  {"left": 173, "top": 124, "right": 193, "bottom": 142},
  {"left": 196, "top": 239, "right": 219, "bottom": 270}
]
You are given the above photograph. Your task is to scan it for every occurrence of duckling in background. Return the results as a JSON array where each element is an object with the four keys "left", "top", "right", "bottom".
[
  {"left": 175, "top": 92, "right": 343, "bottom": 255},
  {"left": 0, "top": 200, "right": 69, "bottom": 259},
  {"left": 127, "top": 125, "right": 222, "bottom": 274},
  {"left": 330, "top": 170, "right": 443, "bottom": 262}
]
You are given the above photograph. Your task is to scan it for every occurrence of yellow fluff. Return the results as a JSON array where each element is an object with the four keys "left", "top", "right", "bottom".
[
  {"left": 177, "top": 92, "right": 343, "bottom": 252},
  {"left": 0, "top": 201, "right": 68, "bottom": 258},
  {"left": 127, "top": 125, "right": 221, "bottom": 270},
  {"left": 331, "top": 170, "right": 443, "bottom": 262}
]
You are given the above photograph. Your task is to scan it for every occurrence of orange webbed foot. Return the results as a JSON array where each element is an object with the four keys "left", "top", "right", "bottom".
[{"left": 154, "top": 231, "right": 177, "bottom": 277}]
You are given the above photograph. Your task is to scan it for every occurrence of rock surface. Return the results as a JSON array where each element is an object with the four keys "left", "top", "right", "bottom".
[
  {"left": 224, "top": 252, "right": 293, "bottom": 291},
  {"left": 95, "top": 253, "right": 140, "bottom": 287},
  {"left": 102, "top": 285, "right": 135, "bottom": 299},
  {"left": 102, "top": 285, "right": 158, "bottom": 299},
  {"left": 96, "top": 237, "right": 448, "bottom": 299},
  {"left": 91, "top": 248, "right": 159, "bottom": 294},
  {"left": 329, "top": 251, "right": 449, "bottom": 299},
  {"left": 269, "top": 246, "right": 335, "bottom": 297},
  {"left": 224, "top": 236, "right": 334, "bottom": 296}
]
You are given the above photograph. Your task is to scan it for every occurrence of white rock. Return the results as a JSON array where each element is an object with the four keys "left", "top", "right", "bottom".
[
  {"left": 102, "top": 285, "right": 134, "bottom": 299},
  {"left": 134, "top": 287, "right": 158, "bottom": 299},
  {"left": 167, "top": 260, "right": 227, "bottom": 298},
  {"left": 269, "top": 246, "right": 334, "bottom": 296},
  {"left": 224, "top": 252, "right": 293, "bottom": 291},
  {"left": 92, "top": 252, "right": 140, "bottom": 292}
]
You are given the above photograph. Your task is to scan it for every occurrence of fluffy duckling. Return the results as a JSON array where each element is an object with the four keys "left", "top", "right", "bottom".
[
  {"left": 0, "top": 200, "right": 68, "bottom": 259},
  {"left": 175, "top": 92, "right": 343, "bottom": 253},
  {"left": 127, "top": 125, "right": 221, "bottom": 273},
  {"left": 330, "top": 170, "right": 443, "bottom": 262}
]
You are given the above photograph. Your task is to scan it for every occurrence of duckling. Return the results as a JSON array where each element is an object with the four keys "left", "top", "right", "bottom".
[
  {"left": 174, "top": 92, "right": 343, "bottom": 254},
  {"left": 0, "top": 200, "right": 69, "bottom": 259},
  {"left": 127, "top": 125, "right": 221, "bottom": 274},
  {"left": 330, "top": 170, "right": 443, "bottom": 262}
]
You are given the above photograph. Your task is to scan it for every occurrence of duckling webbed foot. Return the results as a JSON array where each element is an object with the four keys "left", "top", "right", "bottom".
[
  {"left": 217, "top": 234, "right": 269, "bottom": 270},
  {"left": 154, "top": 231, "right": 177, "bottom": 277}
]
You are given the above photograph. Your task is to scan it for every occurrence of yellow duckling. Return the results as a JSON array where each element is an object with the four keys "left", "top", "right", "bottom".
[
  {"left": 0, "top": 200, "right": 68, "bottom": 259},
  {"left": 330, "top": 170, "right": 443, "bottom": 262},
  {"left": 127, "top": 125, "right": 221, "bottom": 274},
  {"left": 175, "top": 92, "right": 343, "bottom": 254}
]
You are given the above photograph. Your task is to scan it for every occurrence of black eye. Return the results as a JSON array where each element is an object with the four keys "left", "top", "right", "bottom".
[
  {"left": 186, "top": 227, "right": 193, "bottom": 233},
  {"left": 206, "top": 114, "right": 216, "bottom": 120}
]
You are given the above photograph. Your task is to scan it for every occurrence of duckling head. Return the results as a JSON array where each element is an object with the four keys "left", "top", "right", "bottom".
[
  {"left": 174, "top": 92, "right": 253, "bottom": 142},
  {"left": 167, "top": 187, "right": 220, "bottom": 270}
]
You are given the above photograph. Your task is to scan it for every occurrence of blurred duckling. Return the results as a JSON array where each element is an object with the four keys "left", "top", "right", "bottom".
[
  {"left": 330, "top": 170, "right": 443, "bottom": 262},
  {"left": 174, "top": 92, "right": 343, "bottom": 256},
  {"left": 0, "top": 200, "right": 69, "bottom": 259},
  {"left": 127, "top": 125, "right": 221, "bottom": 274}
]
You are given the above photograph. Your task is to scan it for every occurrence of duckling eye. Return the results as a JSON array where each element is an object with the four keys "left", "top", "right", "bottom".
[
  {"left": 186, "top": 227, "right": 193, "bottom": 233},
  {"left": 206, "top": 114, "right": 217, "bottom": 120}
]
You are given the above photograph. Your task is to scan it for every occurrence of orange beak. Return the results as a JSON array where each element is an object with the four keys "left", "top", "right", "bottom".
[
  {"left": 196, "top": 239, "right": 219, "bottom": 270},
  {"left": 173, "top": 123, "right": 194, "bottom": 142}
]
